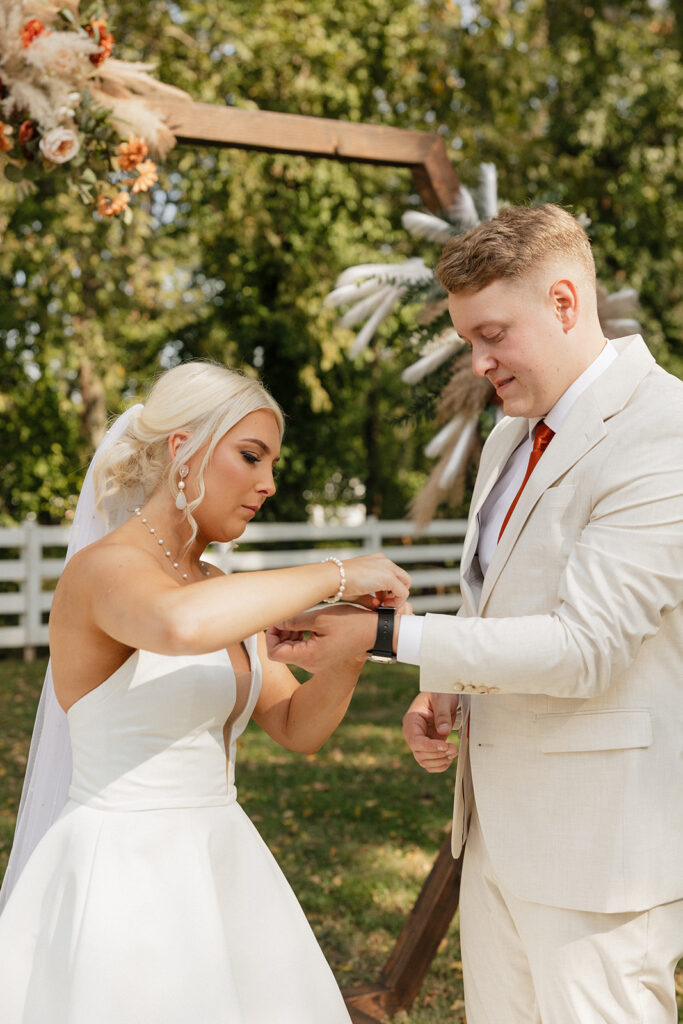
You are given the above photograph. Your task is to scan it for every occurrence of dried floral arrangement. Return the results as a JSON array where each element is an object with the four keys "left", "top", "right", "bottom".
[
  {"left": 0, "top": 1, "right": 189, "bottom": 219},
  {"left": 325, "top": 165, "right": 642, "bottom": 526}
]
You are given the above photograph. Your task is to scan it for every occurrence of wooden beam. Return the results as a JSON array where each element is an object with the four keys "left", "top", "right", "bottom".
[
  {"left": 153, "top": 99, "right": 460, "bottom": 214},
  {"left": 414, "top": 137, "right": 462, "bottom": 216},
  {"left": 344, "top": 835, "right": 464, "bottom": 1018}
]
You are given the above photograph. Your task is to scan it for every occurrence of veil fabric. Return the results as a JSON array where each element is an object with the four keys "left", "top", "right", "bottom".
[{"left": 0, "top": 405, "right": 144, "bottom": 911}]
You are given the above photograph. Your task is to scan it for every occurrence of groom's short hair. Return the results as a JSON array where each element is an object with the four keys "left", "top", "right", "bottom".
[{"left": 436, "top": 203, "right": 596, "bottom": 295}]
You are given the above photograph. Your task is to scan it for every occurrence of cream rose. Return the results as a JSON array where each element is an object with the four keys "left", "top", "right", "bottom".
[{"left": 39, "top": 127, "right": 80, "bottom": 164}]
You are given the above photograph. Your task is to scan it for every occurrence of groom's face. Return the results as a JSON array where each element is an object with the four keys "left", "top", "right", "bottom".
[{"left": 447, "top": 270, "right": 578, "bottom": 419}]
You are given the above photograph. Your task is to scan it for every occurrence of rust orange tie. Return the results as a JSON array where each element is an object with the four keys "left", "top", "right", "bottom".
[{"left": 498, "top": 421, "right": 555, "bottom": 540}]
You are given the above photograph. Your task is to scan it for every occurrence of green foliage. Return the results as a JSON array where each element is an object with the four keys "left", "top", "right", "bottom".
[{"left": 1, "top": 0, "right": 680, "bottom": 524}]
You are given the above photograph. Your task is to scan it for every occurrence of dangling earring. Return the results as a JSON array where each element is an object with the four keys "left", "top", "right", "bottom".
[{"left": 175, "top": 465, "right": 189, "bottom": 511}]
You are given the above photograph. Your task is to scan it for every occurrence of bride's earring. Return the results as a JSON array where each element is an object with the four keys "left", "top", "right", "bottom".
[{"left": 176, "top": 465, "right": 189, "bottom": 511}]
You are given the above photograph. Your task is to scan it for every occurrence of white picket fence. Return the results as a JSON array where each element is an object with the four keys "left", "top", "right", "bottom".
[{"left": 0, "top": 517, "right": 467, "bottom": 658}]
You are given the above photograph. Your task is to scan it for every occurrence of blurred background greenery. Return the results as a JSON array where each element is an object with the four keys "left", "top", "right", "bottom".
[{"left": 1, "top": 0, "right": 681, "bottom": 526}]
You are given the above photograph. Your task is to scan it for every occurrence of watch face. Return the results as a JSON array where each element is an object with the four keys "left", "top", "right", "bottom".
[{"left": 366, "top": 654, "right": 396, "bottom": 664}]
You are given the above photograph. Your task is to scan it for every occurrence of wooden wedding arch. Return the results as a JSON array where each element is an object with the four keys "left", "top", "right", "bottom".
[{"left": 153, "top": 96, "right": 465, "bottom": 1023}]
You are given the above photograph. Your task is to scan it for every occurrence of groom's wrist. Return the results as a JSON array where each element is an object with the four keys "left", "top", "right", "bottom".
[{"left": 365, "top": 607, "right": 397, "bottom": 663}]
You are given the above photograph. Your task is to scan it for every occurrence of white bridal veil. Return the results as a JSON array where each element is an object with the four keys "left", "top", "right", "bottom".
[{"left": 0, "top": 405, "right": 143, "bottom": 911}]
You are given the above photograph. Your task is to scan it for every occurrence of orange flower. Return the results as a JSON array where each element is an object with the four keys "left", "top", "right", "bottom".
[
  {"left": 131, "top": 159, "right": 158, "bottom": 193},
  {"left": 117, "top": 137, "right": 148, "bottom": 171},
  {"left": 97, "top": 191, "right": 130, "bottom": 217},
  {"left": 18, "top": 120, "right": 36, "bottom": 146},
  {"left": 86, "top": 20, "right": 114, "bottom": 66},
  {"left": 21, "top": 19, "right": 49, "bottom": 48},
  {"left": 0, "top": 122, "right": 12, "bottom": 153}
]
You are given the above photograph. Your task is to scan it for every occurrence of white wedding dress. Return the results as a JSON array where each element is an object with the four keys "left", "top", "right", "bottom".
[{"left": 0, "top": 635, "right": 352, "bottom": 1023}]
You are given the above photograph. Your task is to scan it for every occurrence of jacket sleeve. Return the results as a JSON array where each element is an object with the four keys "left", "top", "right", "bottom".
[{"left": 419, "top": 405, "right": 683, "bottom": 699}]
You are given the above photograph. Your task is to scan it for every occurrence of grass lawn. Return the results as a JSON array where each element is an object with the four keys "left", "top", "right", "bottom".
[{"left": 1, "top": 655, "right": 680, "bottom": 1023}]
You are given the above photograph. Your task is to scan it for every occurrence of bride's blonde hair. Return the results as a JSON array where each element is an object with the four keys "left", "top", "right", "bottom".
[{"left": 94, "top": 361, "right": 284, "bottom": 548}]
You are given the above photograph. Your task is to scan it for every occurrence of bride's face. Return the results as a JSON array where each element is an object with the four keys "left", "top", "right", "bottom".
[{"left": 191, "top": 409, "right": 281, "bottom": 543}]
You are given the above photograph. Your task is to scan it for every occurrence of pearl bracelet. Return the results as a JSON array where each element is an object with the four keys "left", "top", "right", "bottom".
[{"left": 321, "top": 556, "right": 346, "bottom": 604}]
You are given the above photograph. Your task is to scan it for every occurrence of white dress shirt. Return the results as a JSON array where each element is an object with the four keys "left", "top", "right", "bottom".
[{"left": 396, "top": 341, "right": 618, "bottom": 666}]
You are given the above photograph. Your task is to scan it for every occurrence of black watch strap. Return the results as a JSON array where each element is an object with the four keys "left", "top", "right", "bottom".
[{"left": 366, "top": 606, "right": 396, "bottom": 661}]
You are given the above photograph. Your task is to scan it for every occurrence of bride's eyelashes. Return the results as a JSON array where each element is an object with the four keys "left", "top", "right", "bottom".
[
  {"left": 241, "top": 451, "right": 260, "bottom": 465},
  {"left": 241, "top": 450, "right": 280, "bottom": 478}
]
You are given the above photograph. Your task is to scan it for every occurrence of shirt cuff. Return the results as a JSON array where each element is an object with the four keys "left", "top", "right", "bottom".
[{"left": 396, "top": 614, "right": 425, "bottom": 666}]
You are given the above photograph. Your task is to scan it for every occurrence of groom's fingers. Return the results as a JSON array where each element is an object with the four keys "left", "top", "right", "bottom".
[
  {"left": 408, "top": 737, "right": 458, "bottom": 773},
  {"left": 432, "top": 693, "right": 459, "bottom": 735},
  {"left": 274, "top": 613, "right": 324, "bottom": 634},
  {"left": 267, "top": 636, "right": 317, "bottom": 663},
  {"left": 403, "top": 703, "right": 458, "bottom": 772},
  {"left": 402, "top": 712, "right": 454, "bottom": 753},
  {"left": 266, "top": 626, "right": 316, "bottom": 662}
]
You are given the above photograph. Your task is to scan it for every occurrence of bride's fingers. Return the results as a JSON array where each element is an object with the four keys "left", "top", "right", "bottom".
[
  {"left": 376, "top": 592, "right": 413, "bottom": 614},
  {"left": 349, "top": 595, "right": 381, "bottom": 610}
]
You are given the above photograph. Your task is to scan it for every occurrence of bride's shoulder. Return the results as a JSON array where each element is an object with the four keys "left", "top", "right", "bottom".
[{"left": 57, "top": 532, "right": 160, "bottom": 594}]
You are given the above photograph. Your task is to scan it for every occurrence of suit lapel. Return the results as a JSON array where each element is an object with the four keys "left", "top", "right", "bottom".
[
  {"left": 479, "top": 396, "right": 605, "bottom": 612},
  {"left": 459, "top": 417, "right": 528, "bottom": 615},
  {"left": 476, "top": 335, "right": 654, "bottom": 614}
]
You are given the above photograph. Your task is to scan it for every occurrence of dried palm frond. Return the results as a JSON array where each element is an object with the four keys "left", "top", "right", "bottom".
[
  {"left": 424, "top": 414, "right": 464, "bottom": 459},
  {"left": 410, "top": 417, "right": 481, "bottom": 528},
  {"left": 402, "top": 210, "right": 455, "bottom": 243},
  {"left": 326, "top": 164, "right": 641, "bottom": 529},
  {"left": 477, "top": 162, "right": 498, "bottom": 220},
  {"left": 401, "top": 330, "right": 463, "bottom": 385},
  {"left": 325, "top": 258, "right": 433, "bottom": 355},
  {"left": 448, "top": 183, "right": 479, "bottom": 230},
  {"left": 348, "top": 286, "right": 405, "bottom": 357}
]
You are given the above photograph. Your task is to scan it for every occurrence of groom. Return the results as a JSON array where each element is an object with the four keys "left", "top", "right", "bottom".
[{"left": 267, "top": 204, "right": 683, "bottom": 1022}]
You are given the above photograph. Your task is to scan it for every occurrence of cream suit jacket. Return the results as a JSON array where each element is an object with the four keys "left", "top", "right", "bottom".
[{"left": 419, "top": 335, "right": 683, "bottom": 913}]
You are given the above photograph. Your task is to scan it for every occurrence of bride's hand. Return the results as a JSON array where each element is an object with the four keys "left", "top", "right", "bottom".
[
  {"left": 339, "top": 553, "right": 411, "bottom": 607},
  {"left": 266, "top": 598, "right": 413, "bottom": 673},
  {"left": 266, "top": 605, "right": 375, "bottom": 672}
]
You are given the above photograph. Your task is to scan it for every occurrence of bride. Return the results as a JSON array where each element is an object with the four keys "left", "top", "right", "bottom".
[{"left": 0, "top": 361, "right": 410, "bottom": 1023}]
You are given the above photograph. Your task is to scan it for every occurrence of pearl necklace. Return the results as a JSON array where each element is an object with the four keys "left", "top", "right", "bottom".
[{"left": 134, "top": 507, "right": 211, "bottom": 580}]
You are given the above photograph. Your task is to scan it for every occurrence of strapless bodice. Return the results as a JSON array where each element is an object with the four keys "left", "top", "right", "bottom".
[{"left": 66, "top": 639, "right": 261, "bottom": 811}]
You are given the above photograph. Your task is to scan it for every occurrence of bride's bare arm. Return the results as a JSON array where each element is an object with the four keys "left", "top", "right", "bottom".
[
  {"left": 66, "top": 543, "right": 410, "bottom": 656},
  {"left": 252, "top": 630, "right": 369, "bottom": 753}
]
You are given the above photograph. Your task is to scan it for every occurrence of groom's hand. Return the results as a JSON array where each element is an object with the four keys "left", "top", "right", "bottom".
[
  {"left": 402, "top": 691, "right": 459, "bottom": 772},
  {"left": 266, "top": 605, "right": 377, "bottom": 673}
]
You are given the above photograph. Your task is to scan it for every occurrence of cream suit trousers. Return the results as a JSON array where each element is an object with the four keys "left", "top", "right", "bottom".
[{"left": 460, "top": 806, "right": 683, "bottom": 1024}]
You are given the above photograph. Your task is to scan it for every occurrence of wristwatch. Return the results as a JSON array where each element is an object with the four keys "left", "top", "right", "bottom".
[{"left": 366, "top": 606, "right": 397, "bottom": 663}]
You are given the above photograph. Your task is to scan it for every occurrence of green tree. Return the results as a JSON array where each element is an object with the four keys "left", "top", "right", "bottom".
[{"left": 1, "top": 0, "right": 680, "bottom": 524}]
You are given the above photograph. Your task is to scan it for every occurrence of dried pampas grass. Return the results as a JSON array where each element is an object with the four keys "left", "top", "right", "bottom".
[
  {"left": 91, "top": 59, "right": 191, "bottom": 160},
  {"left": 410, "top": 353, "right": 494, "bottom": 528},
  {"left": 410, "top": 418, "right": 483, "bottom": 529}
]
